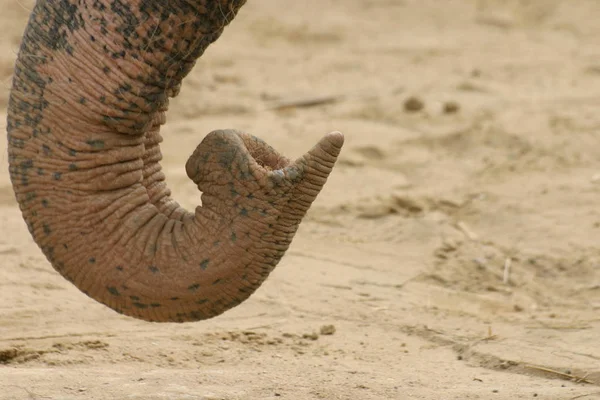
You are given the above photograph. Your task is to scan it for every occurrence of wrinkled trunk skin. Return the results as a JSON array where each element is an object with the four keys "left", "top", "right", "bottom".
[{"left": 6, "top": 0, "right": 344, "bottom": 322}]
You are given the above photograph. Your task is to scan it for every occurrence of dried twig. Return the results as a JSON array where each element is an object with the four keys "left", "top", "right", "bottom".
[
  {"left": 571, "top": 391, "right": 600, "bottom": 400},
  {"left": 523, "top": 364, "right": 595, "bottom": 384},
  {"left": 503, "top": 257, "right": 512, "bottom": 285},
  {"left": 268, "top": 95, "right": 343, "bottom": 110},
  {"left": 483, "top": 325, "right": 497, "bottom": 341},
  {"left": 456, "top": 221, "right": 479, "bottom": 241}
]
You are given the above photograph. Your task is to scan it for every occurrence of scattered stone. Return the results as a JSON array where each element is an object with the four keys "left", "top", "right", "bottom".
[
  {"left": 404, "top": 96, "right": 424, "bottom": 112},
  {"left": 302, "top": 332, "right": 319, "bottom": 341},
  {"left": 391, "top": 195, "right": 425, "bottom": 213},
  {"left": 443, "top": 101, "right": 460, "bottom": 114},
  {"left": 320, "top": 324, "right": 336, "bottom": 335}
]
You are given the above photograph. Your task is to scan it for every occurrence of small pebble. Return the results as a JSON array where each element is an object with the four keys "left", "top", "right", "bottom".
[
  {"left": 320, "top": 324, "right": 336, "bottom": 335},
  {"left": 404, "top": 96, "right": 424, "bottom": 112},
  {"left": 443, "top": 101, "right": 460, "bottom": 114}
]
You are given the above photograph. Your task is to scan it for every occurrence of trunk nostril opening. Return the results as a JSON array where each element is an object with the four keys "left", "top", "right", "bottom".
[
  {"left": 248, "top": 147, "right": 288, "bottom": 172},
  {"left": 240, "top": 135, "right": 290, "bottom": 172}
]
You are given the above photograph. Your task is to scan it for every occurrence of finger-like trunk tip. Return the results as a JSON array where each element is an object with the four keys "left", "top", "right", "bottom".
[{"left": 325, "top": 131, "right": 345, "bottom": 149}]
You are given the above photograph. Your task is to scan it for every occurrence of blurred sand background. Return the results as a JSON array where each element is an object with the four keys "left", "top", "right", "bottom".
[{"left": 2, "top": 0, "right": 600, "bottom": 399}]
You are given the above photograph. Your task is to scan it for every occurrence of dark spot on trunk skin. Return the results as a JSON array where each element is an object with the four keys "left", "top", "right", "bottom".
[
  {"left": 19, "top": 159, "right": 33, "bottom": 178},
  {"left": 189, "top": 311, "right": 206, "bottom": 320},
  {"left": 199, "top": 259, "right": 209, "bottom": 270},
  {"left": 133, "top": 302, "right": 148, "bottom": 309},
  {"left": 92, "top": 2, "right": 106, "bottom": 12},
  {"left": 8, "top": 136, "right": 25, "bottom": 150},
  {"left": 44, "top": 246, "right": 55, "bottom": 262},
  {"left": 188, "top": 283, "right": 200, "bottom": 292},
  {"left": 212, "top": 278, "right": 222, "bottom": 285},
  {"left": 130, "top": 295, "right": 140, "bottom": 301},
  {"left": 115, "top": 83, "right": 132, "bottom": 95},
  {"left": 110, "top": 50, "right": 126, "bottom": 60},
  {"left": 43, "top": 223, "right": 51, "bottom": 235},
  {"left": 150, "top": 303, "right": 161, "bottom": 308},
  {"left": 107, "top": 286, "right": 120, "bottom": 296},
  {"left": 53, "top": 172, "right": 62, "bottom": 180},
  {"left": 86, "top": 140, "right": 105, "bottom": 149},
  {"left": 238, "top": 286, "right": 251, "bottom": 294},
  {"left": 196, "top": 298, "right": 208, "bottom": 305},
  {"left": 115, "top": 266, "right": 123, "bottom": 271},
  {"left": 24, "top": 192, "right": 36, "bottom": 202},
  {"left": 170, "top": 297, "right": 179, "bottom": 301},
  {"left": 148, "top": 265, "right": 159, "bottom": 273},
  {"left": 89, "top": 257, "right": 96, "bottom": 263}
]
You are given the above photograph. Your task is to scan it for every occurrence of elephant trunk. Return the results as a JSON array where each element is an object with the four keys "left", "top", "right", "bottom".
[{"left": 6, "top": 0, "right": 344, "bottom": 322}]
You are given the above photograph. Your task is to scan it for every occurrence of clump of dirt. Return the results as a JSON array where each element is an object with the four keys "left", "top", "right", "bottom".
[
  {"left": 320, "top": 325, "right": 336, "bottom": 335},
  {"left": 0, "top": 347, "right": 47, "bottom": 364},
  {"left": 202, "top": 328, "right": 338, "bottom": 357},
  {"left": 0, "top": 348, "right": 19, "bottom": 363},
  {"left": 0, "top": 340, "right": 110, "bottom": 366},
  {"left": 52, "top": 340, "right": 109, "bottom": 351}
]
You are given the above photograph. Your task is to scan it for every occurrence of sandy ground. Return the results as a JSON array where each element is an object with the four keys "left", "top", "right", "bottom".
[{"left": 1, "top": 0, "right": 600, "bottom": 399}]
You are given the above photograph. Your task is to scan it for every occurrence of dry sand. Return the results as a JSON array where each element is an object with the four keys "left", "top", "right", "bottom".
[{"left": 1, "top": 0, "right": 600, "bottom": 399}]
